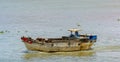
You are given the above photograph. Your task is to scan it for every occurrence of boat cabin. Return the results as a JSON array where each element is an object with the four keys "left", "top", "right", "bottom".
[
  {"left": 68, "top": 28, "right": 80, "bottom": 38},
  {"left": 68, "top": 28, "right": 97, "bottom": 40}
]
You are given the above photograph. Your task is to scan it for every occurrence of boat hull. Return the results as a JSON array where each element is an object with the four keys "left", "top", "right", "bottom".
[{"left": 23, "top": 42, "right": 94, "bottom": 52}]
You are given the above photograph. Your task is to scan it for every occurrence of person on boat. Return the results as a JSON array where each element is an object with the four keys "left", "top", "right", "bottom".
[
  {"left": 75, "top": 31, "right": 80, "bottom": 37},
  {"left": 69, "top": 31, "right": 75, "bottom": 37}
]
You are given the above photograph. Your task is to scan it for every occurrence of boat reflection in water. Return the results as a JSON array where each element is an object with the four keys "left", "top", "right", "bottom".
[{"left": 23, "top": 50, "right": 95, "bottom": 59}]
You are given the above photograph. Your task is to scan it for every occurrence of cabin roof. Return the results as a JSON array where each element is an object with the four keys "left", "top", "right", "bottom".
[{"left": 68, "top": 28, "right": 80, "bottom": 32}]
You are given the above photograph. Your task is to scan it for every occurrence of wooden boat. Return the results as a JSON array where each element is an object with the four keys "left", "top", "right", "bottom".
[{"left": 21, "top": 28, "right": 97, "bottom": 52}]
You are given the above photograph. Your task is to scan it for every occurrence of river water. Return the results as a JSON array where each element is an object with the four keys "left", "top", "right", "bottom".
[{"left": 0, "top": 0, "right": 120, "bottom": 62}]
